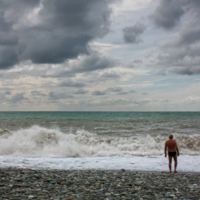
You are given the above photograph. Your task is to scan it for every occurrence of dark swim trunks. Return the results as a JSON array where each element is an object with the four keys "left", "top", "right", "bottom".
[{"left": 168, "top": 152, "right": 176, "bottom": 157}]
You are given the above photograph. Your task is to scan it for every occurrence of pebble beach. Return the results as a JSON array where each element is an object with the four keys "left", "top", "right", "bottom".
[
  {"left": 1, "top": 168, "right": 200, "bottom": 200},
  {"left": 1, "top": 112, "right": 200, "bottom": 199}
]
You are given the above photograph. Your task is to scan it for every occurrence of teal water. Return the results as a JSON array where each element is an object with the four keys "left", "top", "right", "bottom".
[{"left": 0, "top": 112, "right": 200, "bottom": 137}]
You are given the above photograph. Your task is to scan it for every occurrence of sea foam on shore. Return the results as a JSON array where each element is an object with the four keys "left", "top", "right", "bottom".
[{"left": 0, "top": 155, "right": 200, "bottom": 172}]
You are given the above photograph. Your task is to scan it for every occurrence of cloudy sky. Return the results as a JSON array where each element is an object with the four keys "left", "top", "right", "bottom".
[{"left": 0, "top": 0, "right": 200, "bottom": 111}]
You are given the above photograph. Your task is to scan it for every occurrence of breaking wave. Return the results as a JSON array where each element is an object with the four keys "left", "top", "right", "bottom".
[{"left": 0, "top": 126, "right": 200, "bottom": 157}]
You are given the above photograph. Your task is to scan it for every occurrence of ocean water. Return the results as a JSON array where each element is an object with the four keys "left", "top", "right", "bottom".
[{"left": 0, "top": 111, "right": 200, "bottom": 171}]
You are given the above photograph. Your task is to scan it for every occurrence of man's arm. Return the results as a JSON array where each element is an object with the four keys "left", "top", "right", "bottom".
[
  {"left": 175, "top": 142, "right": 179, "bottom": 156},
  {"left": 164, "top": 142, "right": 167, "bottom": 157}
]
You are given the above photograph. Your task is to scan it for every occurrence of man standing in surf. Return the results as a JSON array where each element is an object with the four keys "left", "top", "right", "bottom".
[{"left": 165, "top": 134, "right": 179, "bottom": 173}]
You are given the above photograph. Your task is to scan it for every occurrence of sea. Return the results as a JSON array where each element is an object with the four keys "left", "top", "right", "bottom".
[{"left": 0, "top": 111, "right": 200, "bottom": 172}]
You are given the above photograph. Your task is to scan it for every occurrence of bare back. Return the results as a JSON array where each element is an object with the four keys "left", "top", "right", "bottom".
[
  {"left": 165, "top": 139, "right": 177, "bottom": 152},
  {"left": 164, "top": 135, "right": 179, "bottom": 173}
]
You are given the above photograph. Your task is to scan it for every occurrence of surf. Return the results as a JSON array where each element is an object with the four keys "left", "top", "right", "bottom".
[{"left": 0, "top": 125, "right": 200, "bottom": 157}]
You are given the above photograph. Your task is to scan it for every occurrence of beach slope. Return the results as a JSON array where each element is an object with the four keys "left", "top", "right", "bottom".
[{"left": 0, "top": 168, "right": 200, "bottom": 199}]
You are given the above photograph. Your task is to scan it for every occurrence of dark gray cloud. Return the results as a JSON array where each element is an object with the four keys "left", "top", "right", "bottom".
[
  {"left": 160, "top": 99, "right": 170, "bottom": 103},
  {"left": 69, "top": 54, "right": 118, "bottom": 74},
  {"left": 0, "top": 92, "right": 6, "bottom": 101},
  {"left": 0, "top": 46, "right": 18, "bottom": 68},
  {"left": 170, "top": 67, "right": 200, "bottom": 75},
  {"left": 153, "top": 0, "right": 200, "bottom": 75},
  {"left": 31, "top": 90, "right": 46, "bottom": 96},
  {"left": 4, "top": 90, "right": 11, "bottom": 95},
  {"left": 74, "top": 89, "right": 88, "bottom": 94},
  {"left": 0, "top": 0, "right": 116, "bottom": 69},
  {"left": 132, "top": 59, "right": 143, "bottom": 64},
  {"left": 92, "top": 90, "right": 106, "bottom": 96},
  {"left": 104, "top": 87, "right": 135, "bottom": 95},
  {"left": 107, "top": 87, "right": 123, "bottom": 92},
  {"left": 142, "top": 92, "right": 148, "bottom": 95},
  {"left": 150, "top": 0, "right": 184, "bottom": 30},
  {"left": 107, "top": 88, "right": 135, "bottom": 95},
  {"left": 21, "top": 35, "right": 91, "bottom": 65},
  {"left": 100, "top": 72, "right": 120, "bottom": 79},
  {"left": 38, "top": 54, "right": 118, "bottom": 78},
  {"left": 123, "top": 22, "right": 146, "bottom": 44},
  {"left": 156, "top": 70, "right": 167, "bottom": 76},
  {"left": 58, "top": 80, "right": 86, "bottom": 87},
  {"left": 48, "top": 92, "right": 74, "bottom": 100},
  {"left": 0, "top": 32, "right": 18, "bottom": 46},
  {"left": 118, "top": 91, "right": 128, "bottom": 95},
  {"left": 0, "top": 90, "right": 12, "bottom": 102},
  {"left": 10, "top": 92, "right": 28, "bottom": 103}
]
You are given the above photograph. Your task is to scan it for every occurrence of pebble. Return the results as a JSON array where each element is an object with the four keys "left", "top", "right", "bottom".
[{"left": 0, "top": 168, "right": 200, "bottom": 199}]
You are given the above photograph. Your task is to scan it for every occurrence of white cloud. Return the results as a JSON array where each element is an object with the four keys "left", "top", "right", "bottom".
[
  {"left": 184, "top": 96, "right": 200, "bottom": 104},
  {"left": 111, "top": 0, "right": 152, "bottom": 13},
  {"left": 89, "top": 41, "right": 120, "bottom": 54}
]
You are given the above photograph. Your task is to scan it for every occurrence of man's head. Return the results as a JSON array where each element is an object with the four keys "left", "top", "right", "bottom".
[{"left": 169, "top": 134, "right": 173, "bottom": 139}]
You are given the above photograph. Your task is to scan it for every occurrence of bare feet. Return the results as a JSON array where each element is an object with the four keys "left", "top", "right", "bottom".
[{"left": 174, "top": 171, "right": 177, "bottom": 173}]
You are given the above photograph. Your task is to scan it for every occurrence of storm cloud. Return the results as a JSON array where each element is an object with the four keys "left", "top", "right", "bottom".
[
  {"left": 150, "top": 0, "right": 184, "bottom": 30},
  {"left": 10, "top": 92, "right": 28, "bottom": 103},
  {"left": 0, "top": 0, "right": 115, "bottom": 69},
  {"left": 123, "top": 22, "right": 146, "bottom": 44},
  {"left": 92, "top": 90, "right": 106, "bottom": 96},
  {"left": 69, "top": 54, "right": 118, "bottom": 74},
  {"left": 58, "top": 80, "right": 86, "bottom": 88},
  {"left": 48, "top": 92, "right": 74, "bottom": 100},
  {"left": 37, "top": 54, "right": 118, "bottom": 78},
  {"left": 31, "top": 90, "right": 46, "bottom": 97},
  {"left": 74, "top": 89, "right": 88, "bottom": 95},
  {"left": 152, "top": 0, "right": 200, "bottom": 75},
  {"left": 100, "top": 72, "right": 120, "bottom": 79},
  {"left": 107, "top": 87, "right": 123, "bottom": 93},
  {"left": 1, "top": 0, "right": 199, "bottom": 111}
]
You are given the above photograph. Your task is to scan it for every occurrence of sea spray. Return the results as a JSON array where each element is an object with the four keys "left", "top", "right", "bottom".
[{"left": 0, "top": 125, "right": 200, "bottom": 157}]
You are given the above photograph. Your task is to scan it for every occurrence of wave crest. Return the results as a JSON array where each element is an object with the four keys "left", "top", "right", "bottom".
[{"left": 0, "top": 126, "right": 199, "bottom": 157}]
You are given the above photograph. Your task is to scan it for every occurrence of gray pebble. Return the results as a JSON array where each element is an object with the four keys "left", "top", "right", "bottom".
[{"left": 0, "top": 168, "right": 200, "bottom": 199}]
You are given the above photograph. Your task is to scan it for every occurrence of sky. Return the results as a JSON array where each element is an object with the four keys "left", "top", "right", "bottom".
[{"left": 0, "top": 0, "right": 200, "bottom": 111}]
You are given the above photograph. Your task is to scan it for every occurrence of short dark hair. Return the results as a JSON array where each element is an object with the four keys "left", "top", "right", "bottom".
[{"left": 169, "top": 134, "right": 173, "bottom": 139}]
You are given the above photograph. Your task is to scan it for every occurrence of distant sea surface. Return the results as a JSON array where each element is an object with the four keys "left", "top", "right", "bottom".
[{"left": 0, "top": 112, "right": 200, "bottom": 171}]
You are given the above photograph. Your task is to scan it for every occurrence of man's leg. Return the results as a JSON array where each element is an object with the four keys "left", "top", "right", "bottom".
[
  {"left": 173, "top": 155, "right": 177, "bottom": 172},
  {"left": 168, "top": 155, "right": 172, "bottom": 173}
]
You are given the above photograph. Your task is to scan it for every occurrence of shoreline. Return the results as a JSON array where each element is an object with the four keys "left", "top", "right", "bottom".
[
  {"left": 1, "top": 168, "right": 200, "bottom": 199},
  {"left": 1, "top": 155, "right": 200, "bottom": 172},
  {"left": 2, "top": 166, "right": 200, "bottom": 174}
]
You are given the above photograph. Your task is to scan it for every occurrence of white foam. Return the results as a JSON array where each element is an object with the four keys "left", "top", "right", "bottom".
[
  {"left": 0, "top": 155, "right": 200, "bottom": 172},
  {"left": 1, "top": 126, "right": 200, "bottom": 172},
  {"left": 0, "top": 126, "right": 200, "bottom": 157}
]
